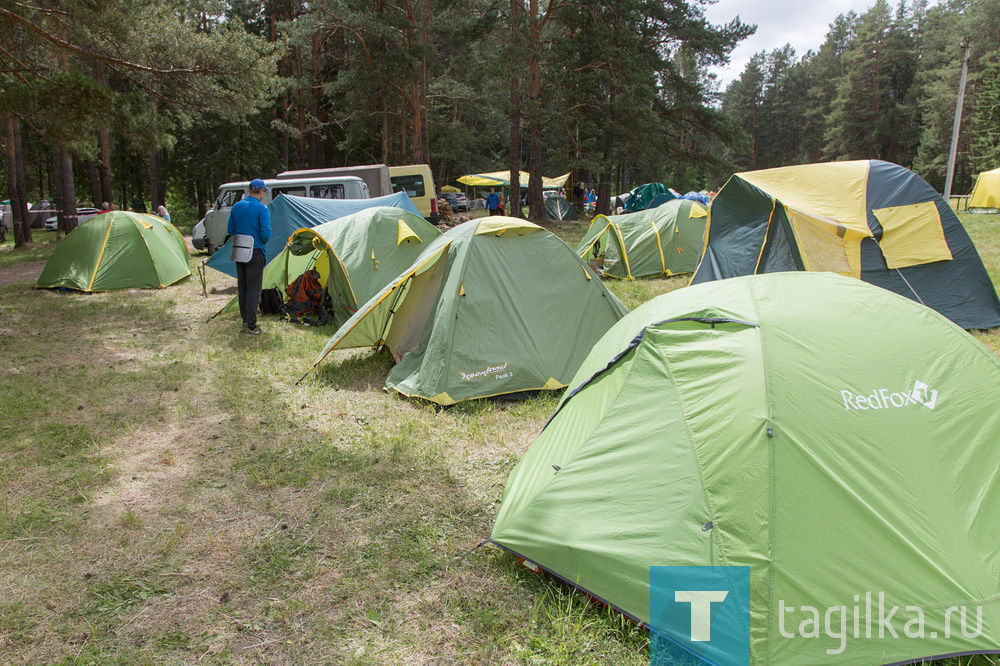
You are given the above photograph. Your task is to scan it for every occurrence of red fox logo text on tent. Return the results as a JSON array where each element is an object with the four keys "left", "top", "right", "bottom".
[{"left": 841, "top": 381, "right": 939, "bottom": 411}]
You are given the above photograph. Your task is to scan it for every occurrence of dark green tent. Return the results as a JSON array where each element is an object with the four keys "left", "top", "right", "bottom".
[
  {"left": 544, "top": 195, "right": 578, "bottom": 221},
  {"left": 692, "top": 160, "right": 1000, "bottom": 329}
]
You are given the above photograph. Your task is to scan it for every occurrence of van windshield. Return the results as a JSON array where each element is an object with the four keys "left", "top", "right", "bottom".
[{"left": 392, "top": 175, "right": 425, "bottom": 198}]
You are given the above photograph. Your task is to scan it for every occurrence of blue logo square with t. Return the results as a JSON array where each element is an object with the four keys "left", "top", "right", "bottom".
[{"left": 650, "top": 566, "right": 754, "bottom": 665}]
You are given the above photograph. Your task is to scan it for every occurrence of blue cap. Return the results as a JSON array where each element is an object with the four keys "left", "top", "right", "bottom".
[{"left": 249, "top": 178, "right": 268, "bottom": 191}]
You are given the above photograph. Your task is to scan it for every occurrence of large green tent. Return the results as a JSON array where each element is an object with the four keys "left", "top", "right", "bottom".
[
  {"left": 491, "top": 271, "right": 1000, "bottom": 665},
  {"left": 307, "top": 217, "right": 628, "bottom": 404},
  {"left": 692, "top": 159, "right": 1000, "bottom": 329},
  {"left": 36, "top": 211, "right": 190, "bottom": 291},
  {"left": 576, "top": 199, "right": 707, "bottom": 279},
  {"left": 217, "top": 206, "right": 440, "bottom": 325}
]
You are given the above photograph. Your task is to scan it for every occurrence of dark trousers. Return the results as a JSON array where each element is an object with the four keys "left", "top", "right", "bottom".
[
  {"left": 236, "top": 249, "right": 265, "bottom": 329},
  {"left": 489, "top": 208, "right": 500, "bottom": 216}
]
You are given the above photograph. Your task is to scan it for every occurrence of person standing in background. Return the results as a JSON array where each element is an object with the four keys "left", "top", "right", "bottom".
[
  {"left": 156, "top": 205, "right": 171, "bottom": 223},
  {"left": 485, "top": 188, "right": 501, "bottom": 216},
  {"left": 228, "top": 179, "right": 271, "bottom": 335}
]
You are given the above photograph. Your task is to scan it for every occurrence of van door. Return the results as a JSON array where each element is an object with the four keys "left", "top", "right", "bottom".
[{"left": 204, "top": 187, "right": 246, "bottom": 254}]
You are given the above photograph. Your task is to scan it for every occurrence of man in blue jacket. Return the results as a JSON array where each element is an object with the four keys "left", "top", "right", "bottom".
[
  {"left": 485, "top": 188, "right": 501, "bottom": 216},
  {"left": 228, "top": 178, "right": 272, "bottom": 335}
]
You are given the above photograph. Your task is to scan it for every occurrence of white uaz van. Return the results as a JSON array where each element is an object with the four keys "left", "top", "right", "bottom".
[{"left": 196, "top": 175, "right": 369, "bottom": 254}]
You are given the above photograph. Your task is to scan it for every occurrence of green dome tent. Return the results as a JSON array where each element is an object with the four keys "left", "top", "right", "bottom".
[
  {"left": 216, "top": 206, "right": 440, "bottom": 325},
  {"left": 306, "top": 217, "right": 628, "bottom": 404},
  {"left": 544, "top": 194, "right": 578, "bottom": 221},
  {"left": 491, "top": 272, "right": 1000, "bottom": 665},
  {"left": 692, "top": 159, "right": 1000, "bottom": 329},
  {"left": 576, "top": 199, "right": 707, "bottom": 279},
  {"left": 36, "top": 211, "right": 190, "bottom": 291}
]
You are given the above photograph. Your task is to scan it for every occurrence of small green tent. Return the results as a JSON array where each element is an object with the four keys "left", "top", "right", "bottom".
[
  {"left": 624, "top": 182, "right": 672, "bottom": 212},
  {"left": 544, "top": 195, "right": 578, "bottom": 221},
  {"left": 492, "top": 271, "right": 1000, "bottom": 665},
  {"left": 36, "top": 211, "right": 189, "bottom": 291},
  {"left": 217, "top": 206, "right": 440, "bottom": 325},
  {"left": 307, "top": 217, "right": 628, "bottom": 404},
  {"left": 576, "top": 199, "right": 707, "bottom": 279}
]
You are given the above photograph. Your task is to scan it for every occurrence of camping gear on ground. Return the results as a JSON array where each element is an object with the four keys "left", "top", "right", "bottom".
[
  {"left": 491, "top": 271, "right": 1000, "bottom": 665},
  {"left": 543, "top": 194, "right": 578, "bottom": 221},
  {"left": 36, "top": 211, "right": 190, "bottom": 292},
  {"left": 307, "top": 217, "right": 628, "bottom": 405},
  {"left": 692, "top": 159, "right": 1000, "bottom": 329},
  {"left": 205, "top": 191, "right": 421, "bottom": 277},
  {"left": 575, "top": 199, "right": 707, "bottom": 279},
  {"left": 230, "top": 234, "right": 254, "bottom": 263},
  {"left": 968, "top": 167, "right": 1000, "bottom": 213},
  {"left": 279, "top": 268, "right": 330, "bottom": 325},
  {"left": 215, "top": 206, "right": 441, "bottom": 326},
  {"left": 624, "top": 182, "right": 672, "bottom": 212}
]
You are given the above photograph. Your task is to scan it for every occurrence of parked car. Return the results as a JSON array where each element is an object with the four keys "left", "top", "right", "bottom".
[
  {"left": 191, "top": 218, "right": 207, "bottom": 251},
  {"left": 44, "top": 207, "right": 101, "bottom": 231},
  {"left": 441, "top": 192, "right": 469, "bottom": 212}
]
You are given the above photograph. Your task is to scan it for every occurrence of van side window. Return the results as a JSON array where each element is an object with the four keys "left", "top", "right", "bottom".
[
  {"left": 310, "top": 184, "right": 345, "bottom": 199},
  {"left": 391, "top": 175, "right": 425, "bottom": 198},
  {"left": 217, "top": 189, "right": 244, "bottom": 209},
  {"left": 272, "top": 186, "right": 307, "bottom": 198}
]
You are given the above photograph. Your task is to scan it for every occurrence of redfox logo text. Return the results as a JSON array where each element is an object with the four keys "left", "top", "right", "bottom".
[
  {"left": 841, "top": 380, "right": 938, "bottom": 411},
  {"left": 459, "top": 362, "right": 509, "bottom": 381}
]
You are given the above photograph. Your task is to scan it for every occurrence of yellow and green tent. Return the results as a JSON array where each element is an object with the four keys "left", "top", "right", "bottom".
[
  {"left": 307, "top": 217, "right": 628, "bottom": 404},
  {"left": 692, "top": 159, "right": 1000, "bottom": 329},
  {"left": 968, "top": 167, "right": 1000, "bottom": 213},
  {"left": 492, "top": 271, "right": 1000, "bottom": 665},
  {"left": 216, "top": 206, "right": 440, "bottom": 325},
  {"left": 36, "top": 211, "right": 189, "bottom": 291},
  {"left": 576, "top": 199, "right": 707, "bottom": 279}
]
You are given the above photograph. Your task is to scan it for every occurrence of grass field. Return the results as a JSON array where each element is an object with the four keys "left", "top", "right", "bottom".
[{"left": 1, "top": 214, "right": 998, "bottom": 664}]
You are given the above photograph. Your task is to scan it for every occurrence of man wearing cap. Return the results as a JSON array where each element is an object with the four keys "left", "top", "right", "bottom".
[{"left": 228, "top": 178, "right": 271, "bottom": 335}]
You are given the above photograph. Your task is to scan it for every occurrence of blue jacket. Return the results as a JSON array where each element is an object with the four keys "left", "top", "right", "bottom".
[
  {"left": 228, "top": 195, "right": 272, "bottom": 255},
  {"left": 485, "top": 193, "right": 500, "bottom": 210}
]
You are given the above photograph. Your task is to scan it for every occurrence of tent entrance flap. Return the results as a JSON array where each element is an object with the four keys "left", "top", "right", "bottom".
[
  {"left": 785, "top": 206, "right": 869, "bottom": 277},
  {"left": 384, "top": 253, "right": 449, "bottom": 361}
]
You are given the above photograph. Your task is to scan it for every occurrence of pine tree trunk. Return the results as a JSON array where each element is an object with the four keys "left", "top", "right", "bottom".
[
  {"left": 5, "top": 112, "right": 31, "bottom": 247},
  {"left": 98, "top": 127, "right": 113, "bottom": 205},
  {"left": 87, "top": 159, "right": 101, "bottom": 207},
  {"left": 525, "top": 0, "right": 544, "bottom": 221},
  {"left": 508, "top": 0, "right": 523, "bottom": 218},
  {"left": 53, "top": 147, "right": 78, "bottom": 236},
  {"left": 149, "top": 149, "right": 165, "bottom": 211}
]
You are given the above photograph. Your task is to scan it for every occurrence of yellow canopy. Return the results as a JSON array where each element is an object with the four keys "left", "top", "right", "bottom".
[
  {"left": 440, "top": 185, "right": 461, "bottom": 193},
  {"left": 457, "top": 170, "right": 571, "bottom": 189}
]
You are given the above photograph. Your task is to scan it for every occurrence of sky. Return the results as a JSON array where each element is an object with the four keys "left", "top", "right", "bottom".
[{"left": 704, "top": 0, "right": 881, "bottom": 88}]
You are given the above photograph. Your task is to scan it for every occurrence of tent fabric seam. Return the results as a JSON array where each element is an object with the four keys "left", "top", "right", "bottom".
[{"left": 87, "top": 217, "right": 115, "bottom": 291}]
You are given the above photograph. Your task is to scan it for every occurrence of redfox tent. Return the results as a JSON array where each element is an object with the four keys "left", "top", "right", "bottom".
[
  {"left": 215, "top": 207, "right": 440, "bottom": 325},
  {"left": 36, "top": 211, "right": 190, "bottom": 291},
  {"left": 968, "top": 167, "right": 1000, "bottom": 213},
  {"left": 491, "top": 272, "right": 1000, "bottom": 665},
  {"left": 306, "top": 217, "right": 628, "bottom": 404},
  {"left": 205, "top": 191, "right": 422, "bottom": 277},
  {"left": 691, "top": 160, "right": 1000, "bottom": 329},
  {"left": 544, "top": 194, "right": 578, "bottom": 221},
  {"left": 576, "top": 199, "right": 707, "bottom": 279}
]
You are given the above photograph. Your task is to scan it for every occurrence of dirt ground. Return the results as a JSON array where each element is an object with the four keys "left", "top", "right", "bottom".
[{"left": 0, "top": 260, "right": 45, "bottom": 286}]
